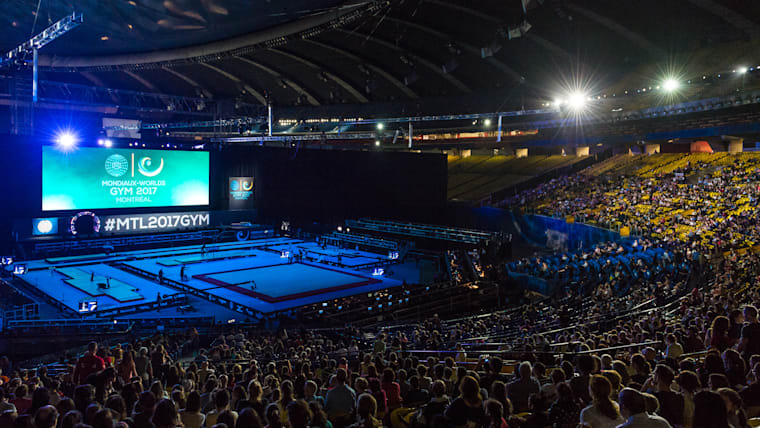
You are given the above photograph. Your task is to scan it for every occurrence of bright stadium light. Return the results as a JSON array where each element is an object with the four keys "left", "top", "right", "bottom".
[
  {"left": 663, "top": 78, "right": 680, "bottom": 92},
  {"left": 55, "top": 131, "right": 78, "bottom": 150},
  {"left": 376, "top": 123, "right": 384, "bottom": 130},
  {"left": 104, "top": 139, "right": 113, "bottom": 148},
  {"left": 484, "top": 118, "right": 492, "bottom": 127},
  {"left": 374, "top": 140, "right": 381, "bottom": 146},
  {"left": 553, "top": 98, "right": 564, "bottom": 106},
  {"left": 738, "top": 66, "right": 748, "bottom": 74},
  {"left": 567, "top": 92, "right": 587, "bottom": 111}
]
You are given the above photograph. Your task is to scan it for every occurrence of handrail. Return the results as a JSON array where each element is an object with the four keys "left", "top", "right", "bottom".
[
  {"left": 459, "top": 341, "right": 581, "bottom": 348},
  {"left": 378, "top": 322, "right": 423, "bottom": 331},
  {"left": 679, "top": 350, "right": 709, "bottom": 359},
  {"left": 575, "top": 340, "right": 661, "bottom": 355},
  {"left": 443, "top": 301, "right": 534, "bottom": 324},
  {"left": 397, "top": 340, "right": 662, "bottom": 356},
  {"left": 469, "top": 292, "right": 685, "bottom": 343}
]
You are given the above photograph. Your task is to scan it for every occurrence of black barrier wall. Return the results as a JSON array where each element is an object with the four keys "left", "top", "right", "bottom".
[{"left": 213, "top": 146, "right": 448, "bottom": 224}]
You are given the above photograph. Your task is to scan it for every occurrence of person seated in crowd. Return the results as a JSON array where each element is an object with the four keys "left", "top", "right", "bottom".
[
  {"left": 617, "top": 388, "right": 670, "bottom": 428},
  {"left": 181, "top": 391, "right": 206, "bottom": 428},
  {"left": 350, "top": 394, "right": 381, "bottom": 428},
  {"left": 416, "top": 380, "right": 449, "bottom": 428},
  {"left": 0, "top": 388, "right": 16, "bottom": 415},
  {"left": 548, "top": 382, "right": 581, "bottom": 427},
  {"left": 32, "top": 405, "right": 58, "bottom": 428},
  {"left": 740, "top": 362, "right": 760, "bottom": 417},
  {"left": 580, "top": 374, "right": 624, "bottom": 428},
  {"left": 692, "top": 390, "right": 733, "bottom": 428},
  {"left": 324, "top": 369, "right": 355, "bottom": 425},
  {"left": 484, "top": 399, "right": 508, "bottom": 428},
  {"left": 506, "top": 362, "right": 539, "bottom": 414},
  {"left": 444, "top": 376, "right": 486, "bottom": 427},
  {"left": 641, "top": 364, "right": 683, "bottom": 427}
]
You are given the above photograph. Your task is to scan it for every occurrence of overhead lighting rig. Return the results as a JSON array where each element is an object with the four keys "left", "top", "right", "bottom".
[{"left": 1, "top": 11, "right": 83, "bottom": 102}]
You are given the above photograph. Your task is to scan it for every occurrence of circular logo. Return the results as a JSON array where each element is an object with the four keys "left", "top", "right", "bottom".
[
  {"left": 105, "top": 154, "right": 129, "bottom": 177},
  {"left": 36, "top": 220, "right": 53, "bottom": 234},
  {"left": 230, "top": 180, "right": 240, "bottom": 191}
]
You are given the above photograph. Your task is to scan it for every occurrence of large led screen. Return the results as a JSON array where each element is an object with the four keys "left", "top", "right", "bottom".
[{"left": 42, "top": 146, "right": 209, "bottom": 211}]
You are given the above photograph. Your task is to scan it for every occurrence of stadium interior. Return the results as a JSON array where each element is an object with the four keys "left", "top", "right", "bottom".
[{"left": 1, "top": 1, "right": 760, "bottom": 428}]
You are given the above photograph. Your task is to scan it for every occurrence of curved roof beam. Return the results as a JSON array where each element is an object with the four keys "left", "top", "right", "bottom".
[
  {"left": 37, "top": 3, "right": 371, "bottom": 69},
  {"left": 200, "top": 63, "right": 267, "bottom": 105},
  {"left": 419, "top": 1, "right": 581, "bottom": 70},
  {"left": 380, "top": 16, "right": 524, "bottom": 83},
  {"left": 234, "top": 56, "right": 320, "bottom": 106},
  {"left": 122, "top": 70, "right": 158, "bottom": 91},
  {"left": 565, "top": 3, "right": 666, "bottom": 58},
  {"left": 302, "top": 39, "right": 419, "bottom": 99},
  {"left": 335, "top": 28, "right": 471, "bottom": 94},
  {"left": 161, "top": 67, "right": 214, "bottom": 99},
  {"left": 268, "top": 48, "right": 369, "bottom": 103},
  {"left": 421, "top": 0, "right": 499, "bottom": 23},
  {"left": 685, "top": 0, "right": 760, "bottom": 39}
]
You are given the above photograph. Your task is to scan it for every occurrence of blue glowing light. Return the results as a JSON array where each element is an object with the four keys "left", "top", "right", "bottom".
[{"left": 55, "top": 131, "right": 78, "bottom": 150}]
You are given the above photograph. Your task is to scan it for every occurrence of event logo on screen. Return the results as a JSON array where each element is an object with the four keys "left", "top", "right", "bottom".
[
  {"left": 42, "top": 147, "right": 209, "bottom": 211},
  {"left": 105, "top": 155, "right": 130, "bottom": 177},
  {"left": 105, "top": 153, "right": 164, "bottom": 178},
  {"left": 229, "top": 177, "right": 254, "bottom": 210},
  {"left": 230, "top": 178, "right": 253, "bottom": 193}
]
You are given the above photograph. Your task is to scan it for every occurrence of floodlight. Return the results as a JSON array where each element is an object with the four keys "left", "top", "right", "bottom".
[
  {"left": 567, "top": 92, "right": 587, "bottom": 110},
  {"left": 55, "top": 131, "right": 78, "bottom": 150},
  {"left": 663, "top": 78, "right": 680, "bottom": 92}
]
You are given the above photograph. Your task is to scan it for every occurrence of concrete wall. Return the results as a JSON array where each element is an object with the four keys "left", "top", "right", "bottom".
[
  {"left": 575, "top": 146, "right": 590, "bottom": 157},
  {"left": 728, "top": 139, "right": 744, "bottom": 154}
]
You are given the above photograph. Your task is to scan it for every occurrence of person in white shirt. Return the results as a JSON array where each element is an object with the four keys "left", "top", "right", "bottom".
[
  {"left": 616, "top": 388, "right": 671, "bottom": 428},
  {"left": 454, "top": 344, "right": 467, "bottom": 362},
  {"left": 664, "top": 334, "right": 683, "bottom": 360},
  {"left": 0, "top": 388, "right": 16, "bottom": 414},
  {"left": 580, "top": 375, "right": 624, "bottom": 428},
  {"left": 205, "top": 389, "right": 237, "bottom": 427}
]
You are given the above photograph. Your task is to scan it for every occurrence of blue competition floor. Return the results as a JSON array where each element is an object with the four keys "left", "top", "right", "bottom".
[
  {"left": 193, "top": 262, "right": 381, "bottom": 302},
  {"left": 20, "top": 239, "right": 405, "bottom": 316},
  {"left": 123, "top": 246, "right": 398, "bottom": 312},
  {"left": 268, "top": 242, "right": 389, "bottom": 267},
  {"left": 23, "top": 264, "right": 179, "bottom": 312}
]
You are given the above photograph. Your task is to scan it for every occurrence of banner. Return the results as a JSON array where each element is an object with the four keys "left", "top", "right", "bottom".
[
  {"left": 43, "top": 146, "right": 209, "bottom": 211},
  {"left": 229, "top": 177, "right": 255, "bottom": 210},
  {"left": 32, "top": 218, "right": 59, "bottom": 236},
  {"left": 98, "top": 211, "right": 211, "bottom": 235}
]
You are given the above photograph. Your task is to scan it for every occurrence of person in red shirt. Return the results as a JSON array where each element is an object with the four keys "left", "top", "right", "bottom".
[
  {"left": 485, "top": 399, "right": 510, "bottom": 428},
  {"left": 10, "top": 384, "right": 31, "bottom": 415},
  {"left": 73, "top": 342, "right": 105, "bottom": 384},
  {"left": 381, "top": 368, "right": 402, "bottom": 412}
]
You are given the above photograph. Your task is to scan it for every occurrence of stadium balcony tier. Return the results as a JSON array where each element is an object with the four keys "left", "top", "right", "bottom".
[{"left": 448, "top": 155, "right": 587, "bottom": 202}]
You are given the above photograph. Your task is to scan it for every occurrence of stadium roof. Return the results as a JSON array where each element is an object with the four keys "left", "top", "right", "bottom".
[{"left": 2, "top": 0, "right": 760, "bottom": 111}]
